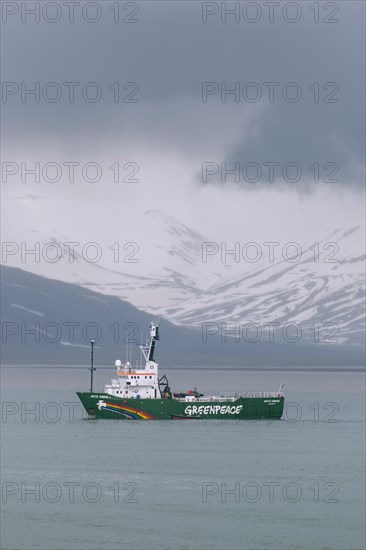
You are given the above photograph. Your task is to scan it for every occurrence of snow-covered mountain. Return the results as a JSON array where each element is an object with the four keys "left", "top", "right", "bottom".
[
  {"left": 4, "top": 265, "right": 362, "bottom": 366},
  {"left": 2, "top": 188, "right": 365, "bottom": 345},
  {"left": 164, "top": 226, "right": 365, "bottom": 343}
]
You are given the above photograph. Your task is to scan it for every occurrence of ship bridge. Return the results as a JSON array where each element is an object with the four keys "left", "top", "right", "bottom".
[{"left": 105, "top": 320, "right": 163, "bottom": 400}]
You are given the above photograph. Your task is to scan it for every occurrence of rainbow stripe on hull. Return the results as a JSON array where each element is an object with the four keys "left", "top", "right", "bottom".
[{"left": 93, "top": 400, "right": 157, "bottom": 419}]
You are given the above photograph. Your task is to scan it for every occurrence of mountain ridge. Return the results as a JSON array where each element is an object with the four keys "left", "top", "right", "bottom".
[{"left": 1, "top": 265, "right": 364, "bottom": 367}]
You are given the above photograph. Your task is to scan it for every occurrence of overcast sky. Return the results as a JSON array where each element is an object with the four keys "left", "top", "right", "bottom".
[{"left": 1, "top": 1, "right": 365, "bottom": 243}]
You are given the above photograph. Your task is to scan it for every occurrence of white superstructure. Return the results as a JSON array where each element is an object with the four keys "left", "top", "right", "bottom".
[{"left": 104, "top": 320, "right": 162, "bottom": 399}]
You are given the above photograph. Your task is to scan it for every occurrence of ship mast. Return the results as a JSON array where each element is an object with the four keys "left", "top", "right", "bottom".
[
  {"left": 90, "top": 339, "right": 96, "bottom": 392},
  {"left": 139, "top": 319, "right": 159, "bottom": 363}
]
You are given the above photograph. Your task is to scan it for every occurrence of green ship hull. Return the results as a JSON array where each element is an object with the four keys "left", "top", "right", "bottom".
[{"left": 77, "top": 392, "right": 285, "bottom": 420}]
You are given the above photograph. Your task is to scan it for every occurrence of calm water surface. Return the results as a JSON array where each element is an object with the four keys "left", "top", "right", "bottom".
[{"left": 1, "top": 367, "right": 365, "bottom": 550}]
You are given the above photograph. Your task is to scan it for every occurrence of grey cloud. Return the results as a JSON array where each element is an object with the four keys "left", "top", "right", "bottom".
[{"left": 2, "top": 0, "right": 365, "bottom": 190}]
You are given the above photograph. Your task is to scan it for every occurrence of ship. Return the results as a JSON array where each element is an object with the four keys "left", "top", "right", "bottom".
[{"left": 77, "top": 319, "right": 285, "bottom": 420}]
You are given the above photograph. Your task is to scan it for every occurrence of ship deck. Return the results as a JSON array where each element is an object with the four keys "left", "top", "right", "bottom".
[{"left": 173, "top": 392, "right": 283, "bottom": 402}]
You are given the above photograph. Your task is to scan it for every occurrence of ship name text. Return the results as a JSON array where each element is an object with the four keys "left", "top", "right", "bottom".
[{"left": 184, "top": 404, "right": 243, "bottom": 416}]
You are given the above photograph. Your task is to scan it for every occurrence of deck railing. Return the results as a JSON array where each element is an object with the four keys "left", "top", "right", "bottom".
[
  {"left": 173, "top": 392, "right": 283, "bottom": 403},
  {"left": 220, "top": 392, "right": 283, "bottom": 398}
]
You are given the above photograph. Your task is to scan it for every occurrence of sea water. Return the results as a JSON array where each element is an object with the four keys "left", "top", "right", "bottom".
[{"left": 1, "top": 367, "right": 365, "bottom": 550}]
